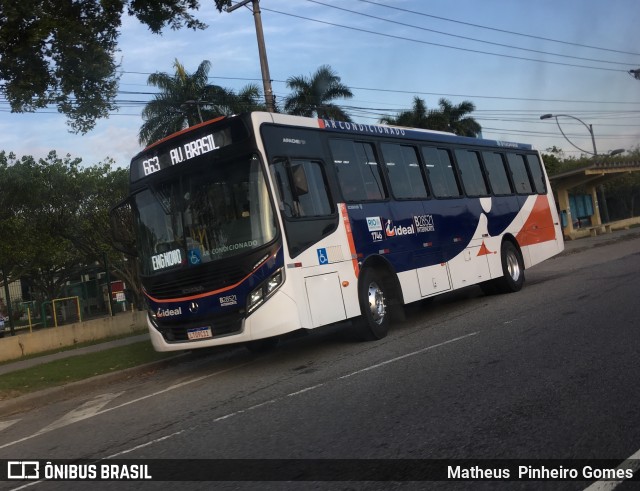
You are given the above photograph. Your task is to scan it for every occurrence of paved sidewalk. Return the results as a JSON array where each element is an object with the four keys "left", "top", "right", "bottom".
[
  {"left": 0, "top": 227, "right": 638, "bottom": 377},
  {"left": 560, "top": 226, "right": 640, "bottom": 255}
]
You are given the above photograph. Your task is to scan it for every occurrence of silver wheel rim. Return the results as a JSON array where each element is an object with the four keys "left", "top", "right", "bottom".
[
  {"left": 367, "top": 281, "right": 386, "bottom": 325},
  {"left": 506, "top": 249, "right": 521, "bottom": 282}
]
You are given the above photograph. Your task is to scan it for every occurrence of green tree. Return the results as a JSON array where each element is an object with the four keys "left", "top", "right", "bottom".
[
  {"left": 283, "top": 65, "right": 353, "bottom": 121},
  {"left": 380, "top": 97, "right": 481, "bottom": 137},
  {"left": 541, "top": 146, "right": 566, "bottom": 175},
  {"left": 380, "top": 96, "right": 430, "bottom": 128},
  {"left": 0, "top": 151, "right": 137, "bottom": 304},
  {"left": 138, "top": 59, "right": 264, "bottom": 146},
  {"left": 0, "top": 0, "right": 233, "bottom": 133},
  {"left": 428, "top": 98, "right": 481, "bottom": 137}
]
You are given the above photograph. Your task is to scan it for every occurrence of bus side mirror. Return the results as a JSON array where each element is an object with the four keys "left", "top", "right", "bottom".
[
  {"left": 291, "top": 163, "right": 309, "bottom": 196},
  {"left": 109, "top": 197, "right": 138, "bottom": 257}
]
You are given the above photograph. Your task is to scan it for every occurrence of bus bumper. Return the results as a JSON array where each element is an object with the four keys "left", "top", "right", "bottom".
[{"left": 148, "top": 290, "right": 300, "bottom": 352}]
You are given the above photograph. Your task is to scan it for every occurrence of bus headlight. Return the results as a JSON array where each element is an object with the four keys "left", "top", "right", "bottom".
[{"left": 247, "top": 268, "right": 284, "bottom": 313}]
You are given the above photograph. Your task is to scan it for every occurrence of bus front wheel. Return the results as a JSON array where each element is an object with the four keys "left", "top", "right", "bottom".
[{"left": 355, "top": 268, "right": 390, "bottom": 341}]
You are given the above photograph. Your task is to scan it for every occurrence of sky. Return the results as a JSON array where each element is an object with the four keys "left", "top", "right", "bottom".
[{"left": 1, "top": 0, "right": 639, "bottom": 168}]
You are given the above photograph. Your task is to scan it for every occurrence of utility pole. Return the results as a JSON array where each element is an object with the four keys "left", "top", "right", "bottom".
[{"left": 226, "top": 0, "right": 275, "bottom": 112}]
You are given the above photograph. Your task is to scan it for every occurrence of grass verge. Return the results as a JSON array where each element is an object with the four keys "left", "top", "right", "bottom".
[
  {"left": 0, "top": 330, "right": 149, "bottom": 367},
  {"left": 0, "top": 341, "right": 177, "bottom": 400}
]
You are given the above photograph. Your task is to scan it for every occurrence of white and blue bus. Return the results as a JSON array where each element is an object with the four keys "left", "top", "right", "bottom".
[{"left": 112, "top": 112, "right": 564, "bottom": 351}]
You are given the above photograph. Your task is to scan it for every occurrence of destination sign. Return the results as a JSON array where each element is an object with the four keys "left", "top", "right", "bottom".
[{"left": 130, "top": 119, "right": 249, "bottom": 182}]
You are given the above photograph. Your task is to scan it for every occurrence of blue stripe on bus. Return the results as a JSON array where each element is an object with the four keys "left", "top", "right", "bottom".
[
  {"left": 346, "top": 195, "right": 523, "bottom": 272},
  {"left": 146, "top": 248, "right": 285, "bottom": 320}
]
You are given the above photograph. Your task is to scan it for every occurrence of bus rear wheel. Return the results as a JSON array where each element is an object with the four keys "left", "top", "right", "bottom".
[
  {"left": 495, "top": 241, "right": 525, "bottom": 293},
  {"left": 355, "top": 268, "right": 390, "bottom": 341}
]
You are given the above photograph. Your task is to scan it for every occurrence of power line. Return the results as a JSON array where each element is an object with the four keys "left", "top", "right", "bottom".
[
  {"left": 259, "top": 5, "right": 629, "bottom": 73},
  {"left": 304, "top": 0, "right": 637, "bottom": 68},
  {"left": 112, "top": 72, "right": 640, "bottom": 107},
  {"left": 354, "top": 0, "right": 640, "bottom": 57}
]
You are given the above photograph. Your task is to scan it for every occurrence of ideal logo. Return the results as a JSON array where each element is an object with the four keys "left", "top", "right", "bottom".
[
  {"left": 385, "top": 219, "right": 415, "bottom": 237},
  {"left": 366, "top": 216, "right": 383, "bottom": 232},
  {"left": 385, "top": 219, "right": 396, "bottom": 237},
  {"left": 156, "top": 307, "right": 182, "bottom": 318}
]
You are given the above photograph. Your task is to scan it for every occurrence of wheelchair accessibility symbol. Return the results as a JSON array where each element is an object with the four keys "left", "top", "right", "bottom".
[
  {"left": 317, "top": 248, "right": 329, "bottom": 265},
  {"left": 188, "top": 249, "right": 201, "bottom": 265}
]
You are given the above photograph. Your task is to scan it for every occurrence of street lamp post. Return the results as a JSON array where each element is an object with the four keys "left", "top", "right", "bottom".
[
  {"left": 540, "top": 113, "right": 625, "bottom": 224},
  {"left": 540, "top": 113, "right": 598, "bottom": 156}
]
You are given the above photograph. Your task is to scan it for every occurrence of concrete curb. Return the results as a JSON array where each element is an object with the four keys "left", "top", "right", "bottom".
[
  {"left": 559, "top": 230, "right": 640, "bottom": 257},
  {"left": 0, "top": 352, "right": 189, "bottom": 417}
]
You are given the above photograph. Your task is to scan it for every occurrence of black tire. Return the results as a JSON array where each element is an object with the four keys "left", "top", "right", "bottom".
[
  {"left": 245, "top": 336, "right": 279, "bottom": 354},
  {"left": 494, "top": 241, "right": 525, "bottom": 293},
  {"left": 354, "top": 268, "right": 390, "bottom": 341}
]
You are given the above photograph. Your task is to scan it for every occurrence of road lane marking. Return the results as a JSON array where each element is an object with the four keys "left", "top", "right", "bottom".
[
  {"left": 286, "top": 383, "right": 325, "bottom": 397},
  {"left": 105, "top": 429, "right": 187, "bottom": 458},
  {"left": 0, "top": 419, "right": 20, "bottom": 432},
  {"left": 213, "top": 399, "right": 278, "bottom": 422},
  {"left": 339, "top": 332, "right": 479, "bottom": 379},
  {"left": 102, "top": 332, "right": 479, "bottom": 457},
  {"left": 1, "top": 333, "right": 478, "bottom": 456},
  {"left": 0, "top": 361, "right": 255, "bottom": 451},
  {"left": 35, "top": 392, "right": 123, "bottom": 435}
]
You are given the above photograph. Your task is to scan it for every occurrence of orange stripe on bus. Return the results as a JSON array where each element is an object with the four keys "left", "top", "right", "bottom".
[
  {"left": 339, "top": 203, "right": 360, "bottom": 277},
  {"left": 516, "top": 195, "right": 557, "bottom": 247},
  {"left": 143, "top": 116, "right": 227, "bottom": 152},
  {"left": 144, "top": 249, "right": 280, "bottom": 304}
]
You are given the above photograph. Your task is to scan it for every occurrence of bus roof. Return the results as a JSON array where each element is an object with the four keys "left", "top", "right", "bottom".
[
  {"left": 314, "top": 116, "right": 533, "bottom": 151},
  {"left": 255, "top": 112, "right": 534, "bottom": 152},
  {"left": 133, "top": 112, "right": 534, "bottom": 163}
]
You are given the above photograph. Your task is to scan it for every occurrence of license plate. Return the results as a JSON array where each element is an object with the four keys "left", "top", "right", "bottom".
[{"left": 187, "top": 326, "right": 212, "bottom": 340}]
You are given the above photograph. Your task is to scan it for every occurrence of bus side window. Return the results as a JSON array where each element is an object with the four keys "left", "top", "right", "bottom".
[
  {"left": 506, "top": 153, "right": 534, "bottom": 194},
  {"left": 270, "top": 159, "right": 297, "bottom": 217},
  {"left": 526, "top": 154, "right": 547, "bottom": 194},
  {"left": 329, "top": 139, "right": 387, "bottom": 201},
  {"left": 482, "top": 151, "right": 513, "bottom": 195},
  {"left": 291, "top": 159, "right": 333, "bottom": 216},
  {"left": 421, "top": 146, "right": 461, "bottom": 198},
  {"left": 270, "top": 159, "right": 333, "bottom": 218},
  {"left": 381, "top": 143, "right": 429, "bottom": 199},
  {"left": 454, "top": 149, "right": 489, "bottom": 197}
]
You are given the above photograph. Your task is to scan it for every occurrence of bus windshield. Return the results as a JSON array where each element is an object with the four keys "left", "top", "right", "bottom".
[{"left": 134, "top": 155, "right": 277, "bottom": 276}]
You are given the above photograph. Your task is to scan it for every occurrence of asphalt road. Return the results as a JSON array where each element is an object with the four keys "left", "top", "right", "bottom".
[{"left": 1, "top": 236, "right": 639, "bottom": 490}]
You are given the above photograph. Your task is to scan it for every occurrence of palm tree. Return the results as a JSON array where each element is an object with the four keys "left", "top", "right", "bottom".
[
  {"left": 209, "top": 83, "right": 264, "bottom": 116},
  {"left": 283, "top": 65, "right": 353, "bottom": 121},
  {"left": 380, "top": 96, "right": 481, "bottom": 137},
  {"left": 138, "top": 59, "right": 264, "bottom": 145},
  {"left": 432, "top": 98, "right": 481, "bottom": 137},
  {"left": 380, "top": 96, "right": 430, "bottom": 128}
]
